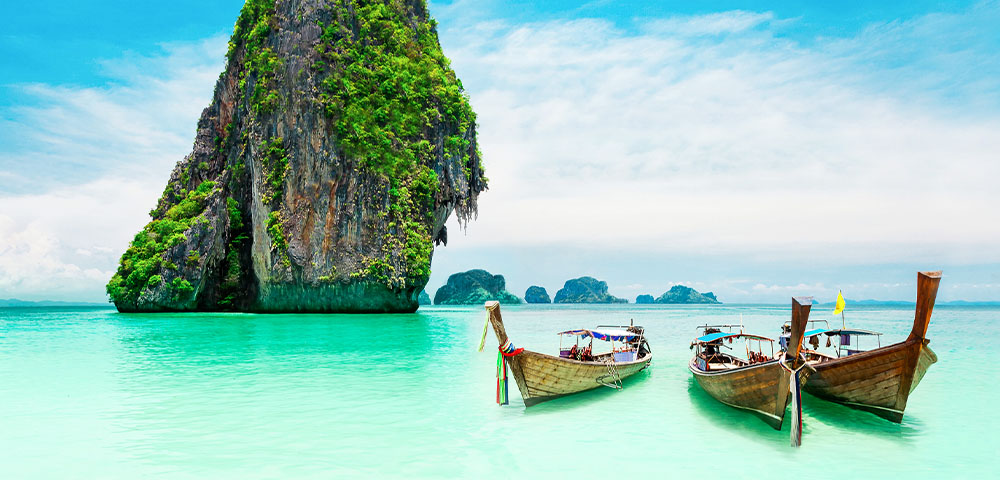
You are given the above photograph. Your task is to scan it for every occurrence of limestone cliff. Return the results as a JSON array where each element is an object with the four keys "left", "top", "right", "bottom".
[
  {"left": 433, "top": 270, "right": 521, "bottom": 305},
  {"left": 655, "top": 285, "right": 721, "bottom": 304},
  {"left": 524, "top": 286, "right": 551, "bottom": 304},
  {"left": 418, "top": 290, "right": 432, "bottom": 305},
  {"left": 553, "top": 277, "right": 627, "bottom": 304},
  {"left": 107, "top": 0, "right": 485, "bottom": 312}
]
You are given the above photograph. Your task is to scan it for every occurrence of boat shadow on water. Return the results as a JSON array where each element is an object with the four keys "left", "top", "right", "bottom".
[
  {"left": 800, "top": 392, "right": 924, "bottom": 443},
  {"left": 685, "top": 377, "right": 793, "bottom": 449},
  {"left": 518, "top": 368, "right": 655, "bottom": 415},
  {"left": 686, "top": 377, "right": 923, "bottom": 446}
]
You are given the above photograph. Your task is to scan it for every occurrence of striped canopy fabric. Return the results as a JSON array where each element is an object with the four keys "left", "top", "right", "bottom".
[{"left": 558, "top": 328, "right": 637, "bottom": 342}]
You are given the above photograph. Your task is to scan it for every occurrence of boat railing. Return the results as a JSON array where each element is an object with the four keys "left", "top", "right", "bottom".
[
  {"left": 696, "top": 323, "right": 742, "bottom": 332},
  {"left": 596, "top": 324, "right": 649, "bottom": 359},
  {"left": 596, "top": 324, "right": 644, "bottom": 330},
  {"left": 782, "top": 318, "right": 830, "bottom": 330}
]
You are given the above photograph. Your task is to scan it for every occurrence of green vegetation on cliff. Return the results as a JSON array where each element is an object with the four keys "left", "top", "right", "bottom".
[
  {"left": 434, "top": 269, "right": 521, "bottom": 305},
  {"left": 261, "top": 137, "right": 289, "bottom": 205},
  {"left": 553, "top": 276, "right": 627, "bottom": 304},
  {"left": 228, "top": 0, "right": 282, "bottom": 114},
  {"left": 106, "top": 0, "right": 485, "bottom": 313},
  {"left": 313, "top": 0, "right": 480, "bottom": 289},
  {"left": 655, "top": 285, "right": 720, "bottom": 304},
  {"left": 106, "top": 180, "right": 218, "bottom": 305},
  {"left": 524, "top": 286, "right": 551, "bottom": 304}
]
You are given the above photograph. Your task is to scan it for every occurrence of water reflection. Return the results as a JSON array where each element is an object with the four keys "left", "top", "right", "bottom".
[
  {"left": 685, "top": 377, "right": 791, "bottom": 450},
  {"left": 802, "top": 392, "right": 921, "bottom": 443},
  {"left": 522, "top": 368, "right": 654, "bottom": 415}
]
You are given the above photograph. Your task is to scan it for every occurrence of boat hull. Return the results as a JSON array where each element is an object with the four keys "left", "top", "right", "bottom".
[
  {"left": 803, "top": 339, "right": 937, "bottom": 422},
  {"left": 508, "top": 351, "right": 652, "bottom": 406},
  {"left": 689, "top": 359, "right": 810, "bottom": 430}
]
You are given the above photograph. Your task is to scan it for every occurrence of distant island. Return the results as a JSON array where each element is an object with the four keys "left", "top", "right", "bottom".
[
  {"left": 418, "top": 290, "right": 432, "bottom": 305},
  {"left": 554, "top": 277, "right": 627, "bottom": 303},
  {"left": 415, "top": 274, "right": 997, "bottom": 308},
  {"left": 653, "top": 285, "right": 720, "bottom": 304},
  {"left": 433, "top": 269, "right": 521, "bottom": 305},
  {"left": 524, "top": 286, "right": 551, "bottom": 304},
  {"left": 635, "top": 294, "right": 655, "bottom": 304}
]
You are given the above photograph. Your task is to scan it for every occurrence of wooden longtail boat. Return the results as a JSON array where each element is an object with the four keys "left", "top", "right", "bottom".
[
  {"left": 799, "top": 271, "right": 941, "bottom": 423},
  {"left": 689, "top": 297, "right": 812, "bottom": 431},
  {"left": 485, "top": 301, "right": 652, "bottom": 406}
]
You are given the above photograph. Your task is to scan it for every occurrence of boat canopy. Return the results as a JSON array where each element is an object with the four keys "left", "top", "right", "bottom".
[
  {"left": 804, "top": 328, "right": 828, "bottom": 338},
  {"left": 558, "top": 328, "right": 637, "bottom": 341},
  {"left": 694, "top": 332, "right": 774, "bottom": 344},
  {"left": 823, "top": 329, "right": 882, "bottom": 336}
]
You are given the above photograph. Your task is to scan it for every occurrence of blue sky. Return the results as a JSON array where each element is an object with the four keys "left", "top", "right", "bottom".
[{"left": 1, "top": 1, "right": 998, "bottom": 303}]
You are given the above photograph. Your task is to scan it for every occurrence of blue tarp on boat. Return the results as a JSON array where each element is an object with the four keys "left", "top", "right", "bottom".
[
  {"left": 694, "top": 332, "right": 773, "bottom": 344},
  {"left": 558, "top": 328, "right": 637, "bottom": 341},
  {"left": 823, "top": 329, "right": 881, "bottom": 336}
]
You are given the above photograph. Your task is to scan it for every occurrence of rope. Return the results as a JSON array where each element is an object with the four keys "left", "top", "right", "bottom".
[
  {"left": 778, "top": 352, "right": 808, "bottom": 447},
  {"left": 499, "top": 339, "right": 524, "bottom": 356},
  {"left": 477, "top": 313, "right": 490, "bottom": 352}
]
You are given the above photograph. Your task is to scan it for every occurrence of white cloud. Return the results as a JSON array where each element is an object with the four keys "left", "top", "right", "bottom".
[
  {"left": 440, "top": 8, "right": 1000, "bottom": 265},
  {"left": 752, "top": 282, "right": 828, "bottom": 293},
  {"left": 0, "top": 36, "right": 226, "bottom": 193},
  {"left": 0, "top": 177, "right": 162, "bottom": 301},
  {"left": 0, "top": 38, "right": 225, "bottom": 301},
  {"left": 3, "top": 7, "right": 999, "bottom": 302},
  {"left": 644, "top": 11, "right": 775, "bottom": 36},
  {"left": 0, "top": 219, "right": 110, "bottom": 300}
]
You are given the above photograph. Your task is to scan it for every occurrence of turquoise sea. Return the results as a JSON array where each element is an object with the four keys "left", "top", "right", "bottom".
[{"left": 1, "top": 304, "right": 996, "bottom": 478}]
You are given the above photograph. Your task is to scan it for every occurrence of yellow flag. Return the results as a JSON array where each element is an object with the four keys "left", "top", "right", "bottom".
[{"left": 833, "top": 290, "right": 846, "bottom": 316}]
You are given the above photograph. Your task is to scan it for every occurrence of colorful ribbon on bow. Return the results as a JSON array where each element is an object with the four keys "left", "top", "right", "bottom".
[
  {"left": 496, "top": 340, "right": 524, "bottom": 405},
  {"left": 778, "top": 352, "right": 808, "bottom": 447}
]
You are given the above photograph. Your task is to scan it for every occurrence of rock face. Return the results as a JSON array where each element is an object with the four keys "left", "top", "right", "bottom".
[
  {"left": 106, "top": 0, "right": 485, "bottom": 313},
  {"left": 433, "top": 270, "right": 521, "bottom": 305},
  {"left": 524, "top": 286, "right": 551, "bottom": 304},
  {"left": 418, "top": 290, "right": 432, "bottom": 305},
  {"left": 635, "top": 294, "right": 655, "bottom": 304},
  {"left": 656, "top": 285, "right": 721, "bottom": 304},
  {"left": 553, "top": 277, "right": 627, "bottom": 304}
]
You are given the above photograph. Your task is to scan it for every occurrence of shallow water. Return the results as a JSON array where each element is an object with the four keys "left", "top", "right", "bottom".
[{"left": 0, "top": 304, "right": 996, "bottom": 478}]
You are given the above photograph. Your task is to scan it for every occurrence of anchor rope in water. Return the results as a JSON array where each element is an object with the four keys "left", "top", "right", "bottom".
[
  {"left": 778, "top": 352, "right": 809, "bottom": 447},
  {"left": 496, "top": 340, "right": 524, "bottom": 406}
]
